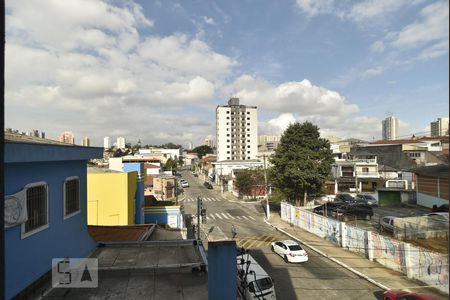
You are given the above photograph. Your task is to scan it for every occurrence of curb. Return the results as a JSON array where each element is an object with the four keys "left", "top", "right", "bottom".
[{"left": 264, "top": 219, "right": 391, "bottom": 292}]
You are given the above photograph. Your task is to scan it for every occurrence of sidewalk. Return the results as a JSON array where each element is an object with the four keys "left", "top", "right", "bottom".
[{"left": 266, "top": 211, "right": 448, "bottom": 299}]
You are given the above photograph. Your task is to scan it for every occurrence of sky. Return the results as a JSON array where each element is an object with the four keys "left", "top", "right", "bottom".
[{"left": 5, "top": 0, "right": 449, "bottom": 148}]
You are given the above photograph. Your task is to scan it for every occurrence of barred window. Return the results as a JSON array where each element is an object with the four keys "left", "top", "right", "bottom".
[
  {"left": 22, "top": 182, "right": 48, "bottom": 237},
  {"left": 64, "top": 177, "right": 80, "bottom": 218}
]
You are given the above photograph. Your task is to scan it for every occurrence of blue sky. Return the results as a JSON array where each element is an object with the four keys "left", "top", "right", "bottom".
[{"left": 5, "top": 0, "right": 449, "bottom": 147}]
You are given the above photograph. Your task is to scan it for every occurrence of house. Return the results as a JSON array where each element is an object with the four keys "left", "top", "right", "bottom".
[
  {"left": 87, "top": 167, "right": 138, "bottom": 226},
  {"left": 331, "top": 153, "right": 382, "bottom": 193},
  {"left": 4, "top": 133, "right": 103, "bottom": 299},
  {"left": 413, "top": 164, "right": 449, "bottom": 208}
]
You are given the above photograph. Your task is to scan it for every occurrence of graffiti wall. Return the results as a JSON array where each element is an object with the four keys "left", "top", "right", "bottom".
[
  {"left": 279, "top": 202, "right": 449, "bottom": 294},
  {"left": 370, "top": 231, "right": 407, "bottom": 273},
  {"left": 408, "top": 245, "right": 449, "bottom": 294},
  {"left": 344, "top": 224, "right": 367, "bottom": 256}
]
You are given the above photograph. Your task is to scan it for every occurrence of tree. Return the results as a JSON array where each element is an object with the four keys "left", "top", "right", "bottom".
[
  {"left": 193, "top": 145, "right": 213, "bottom": 159},
  {"left": 235, "top": 168, "right": 265, "bottom": 199},
  {"left": 164, "top": 157, "right": 178, "bottom": 172},
  {"left": 269, "top": 122, "right": 334, "bottom": 206}
]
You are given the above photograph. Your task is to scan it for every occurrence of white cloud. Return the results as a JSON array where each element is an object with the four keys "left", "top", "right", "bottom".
[
  {"left": 295, "top": 0, "right": 335, "bottom": 17},
  {"left": 203, "top": 16, "right": 215, "bottom": 25},
  {"left": 390, "top": 1, "right": 449, "bottom": 49},
  {"left": 370, "top": 41, "right": 385, "bottom": 53},
  {"left": 5, "top": 0, "right": 235, "bottom": 147},
  {"left": 347, "top": 0, "right": 410, "bottom": 23},
  {"left": 224, "top": 75, "right": 359, "bottom": 117}
]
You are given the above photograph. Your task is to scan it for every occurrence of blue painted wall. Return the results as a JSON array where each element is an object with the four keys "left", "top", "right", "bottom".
[
  {"left": 4, "top": 160, "right": 97, "bottom": 299},
  {"left": 123, "top": 163, "right": 145, "bottom": 224},
  {"left": 208, "top": 241, "right": 237, "bottom": 300},
  {"left": 417, "top": 192, "right": 448, "bottom": 208}
]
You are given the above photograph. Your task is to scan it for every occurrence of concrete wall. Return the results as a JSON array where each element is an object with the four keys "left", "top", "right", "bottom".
[
  {"left": 280, "top": 202, "right": 449, "bottom": 294},
  {"left": 394, "top": 216, "right": 449, "bottom": 240},
  {"left": 87, "top": 172, "right": 137, "bottom": 225},
  {"left": 143, "top": 206, "right": 183, "bottom": 229},
  {"left": 417, "top": 192, "right": 448, "bottom": 208}
]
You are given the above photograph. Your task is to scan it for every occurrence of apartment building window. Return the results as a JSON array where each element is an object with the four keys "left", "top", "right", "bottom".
[
  {"left": 226, "top": 111, "right": 230, "bottom": 114},
  {"left": 227, "top": 151, "right": 230, "bottom": 154},
  {"left": 226, "top": 128, "right": 229, "bottom": 131},
  {"left": 247, "top": 140, "right": 250, "bottom": 143},
  {"left": 64, "top": 176, "right": 80, "bottom": 218},
  {"left": 227, "top": 157, "right": 230, "bottom": 160},
  {"left": 22, "top": 182, "right": 49, "bottom": 238},
  {"left": 247, "top": 117, "right": 250, "bottom": 120},
  {"left": 247, "top": 145, "right": 251, "bottom": 148},
  {"left": 247, "top": 151, "right": 251, "bottom": 154},
  {"left": 247, "top": 128, "right": 250, "bottom": 131},
  {"left": 227, "top": 139, "right": 230, "bottom": 142},
  {"left": 227, "top": 145, "right": 230, "bottom": 148},
  {"left": 247, "top": 123, "right": 250, "bottom": 125},
  {"left": 247, "top": 112, "right": 250, "bottom": 114},
  {"left": 247, "top": 134, "right": 250, "bottom": 137},
  {"left": 227, "top": 116, "right": 230, "bottom": 119},
  {"left": 227, "top": 134, "right": 230, "bottom": 136}
]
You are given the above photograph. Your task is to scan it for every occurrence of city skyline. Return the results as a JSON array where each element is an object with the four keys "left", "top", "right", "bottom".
[{"left": 5, "top": 0, "right": 449, "bottom": 147}]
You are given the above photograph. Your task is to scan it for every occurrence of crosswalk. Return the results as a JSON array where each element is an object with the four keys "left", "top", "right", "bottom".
[
  {"left": 235, "top": 234, "right": 282, "bottom": 250},
  {"left": 207, "top": 213, "right": 256, "bottom": 221},
  {"left": 184, "top": 197, "right": 223, "bottom": 202}
]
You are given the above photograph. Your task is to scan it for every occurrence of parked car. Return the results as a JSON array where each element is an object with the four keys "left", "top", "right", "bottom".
[
  {"left": 425, "top": 212, "right": 449, "bottom": 221},
  {"left": 313, "top": 202, "right": 345, "bottom": 217},
  {"left": 334, "top": 204, "right": 373, "bottom": 221},
  {"left": 380, "top": 216, "right": 396, "bottom": 233},
  {"left": 271, "top": 240, "right": 308, "bottom": 263},
  {"left": 355, "top": 194, "right": 378, "bottom": 206},
  {"left": 383, "top": 289, "right": 441, "bottom": 300},
  {"left": 334, "top": 193, "right": 356, "bottom": 203},
  {"left": 203, "top": 182, "right": 213, "bottom": 189},
  {"left": 433, "top": 204, "right": 449, "bottom": 212}
]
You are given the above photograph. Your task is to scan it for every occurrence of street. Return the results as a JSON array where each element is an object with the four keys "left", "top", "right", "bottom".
[{"left": 179, "top": 170, "right": 386, "bottom": 300}]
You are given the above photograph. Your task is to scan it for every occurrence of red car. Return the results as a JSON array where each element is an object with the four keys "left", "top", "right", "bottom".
[{"left": 383, "top": 289, "right": 441, "bottom": 300}]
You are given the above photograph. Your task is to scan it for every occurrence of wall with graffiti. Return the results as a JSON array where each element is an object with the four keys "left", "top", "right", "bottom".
[
  {"left": 344, "top": 224, "right": 367, "bottom": 256},
  {"left": 280, "top": 202, "right": 449, "bottom": 294}
]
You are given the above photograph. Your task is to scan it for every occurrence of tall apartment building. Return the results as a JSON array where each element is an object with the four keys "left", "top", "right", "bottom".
[
  {"left": 58, "top": 131, "right": 75, "bottom": 144},
  {"left": 216, "top": 97, "right": 258, "bottom": 161},
  {"left": 104, "top": 136, "right": 110, "bottom": 149},
  {"left": 117, "top": 136, "right": 126, "bottom": 149},
  {"left": 430, "top": 117, "right": 449, "bottom": 136},
  {"left": 382, "top": 116, "right": 398, "bottom": 140},
  {"left": 82, "top": 136, "right": 90, "bottom": 146}
]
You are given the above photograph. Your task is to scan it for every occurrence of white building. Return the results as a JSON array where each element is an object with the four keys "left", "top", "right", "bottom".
[
  {"left": 82, "top": 136, "right": 90, "bottom": 146},
  {"left": 104, "top": 136, "right": 110, "bottom": 149},
  {"left": 382, "top": 116, "right": 398, "bottom": 140},
  {"left": 216, "top": 97, "right": 258, "bottom": 161},
  {"left": 117, "top": 137, "right": 126, "bottom": 149},
  {"left": 430, "top": 117, "right": 449, "bottom": 136}
]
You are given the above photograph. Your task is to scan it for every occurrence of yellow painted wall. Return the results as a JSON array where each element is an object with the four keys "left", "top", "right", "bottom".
[{"left": 87, "top": 171, "right": 137, "bottom": 225}]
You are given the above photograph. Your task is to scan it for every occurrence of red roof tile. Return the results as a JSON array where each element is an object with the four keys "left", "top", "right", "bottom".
[{"left": 88, "top": 225, "right": 155, "bottom": 242}]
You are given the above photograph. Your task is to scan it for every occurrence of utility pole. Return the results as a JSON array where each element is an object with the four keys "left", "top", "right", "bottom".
[
  {"left": 263, "top": 154, "right": 270, "bottom": 220},
  {"left": 197, "top": 196, "right": 202, "bottom": 240},
  {"left": 175, "top": 179, "right": 178, "bottom": 205}
]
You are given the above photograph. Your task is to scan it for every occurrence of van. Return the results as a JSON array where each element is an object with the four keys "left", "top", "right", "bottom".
[{"left": 237, "top": 252, "right": 276, "bottom": 300}]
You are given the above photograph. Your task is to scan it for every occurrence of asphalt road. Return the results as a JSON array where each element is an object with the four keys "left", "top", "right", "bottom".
[{"left": 179, "top": 170, "right": 386, "bottom": 300}]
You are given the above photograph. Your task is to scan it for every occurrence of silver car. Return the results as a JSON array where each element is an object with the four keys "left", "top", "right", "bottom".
[{"left": 380, "top": 216, "right": 396, "bottom": 233}]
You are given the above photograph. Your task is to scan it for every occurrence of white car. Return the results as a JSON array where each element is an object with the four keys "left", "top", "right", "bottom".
[
  {"left": 271, "top": 240, "right": 308, "bottom": 263},
  {"left": 180, "top": 180, "right": 189, "bottom": 187}
]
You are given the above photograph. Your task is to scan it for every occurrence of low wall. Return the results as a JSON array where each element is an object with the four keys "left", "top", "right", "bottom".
[
  {"left": 280, "top": 202, "right": 449, "bottom": 294},
  {"left": 394, "top": 216, "right": 449, "bottom": 240}
]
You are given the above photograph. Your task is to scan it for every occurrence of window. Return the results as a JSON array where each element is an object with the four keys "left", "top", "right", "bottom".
[
  {"left": 226, "top": 116, "right": 230, "bottom": 119},
  {"left": 247, "top": 117, "right": 250, "bottom": 120},
  {"left": 64, "top": 177, "right": 80, "bottom": 218},
  {"left": 247, "top": 123, "right": 250, "bottom": 125},
  {"left": 226, "top": 111, "right": 230, "bottom": 114},
  {"left": 247, "top": 112, "right": 250, "bottom": 114},
  {"left": 22, "top": 182, "right": 48, "bottom": 238}
]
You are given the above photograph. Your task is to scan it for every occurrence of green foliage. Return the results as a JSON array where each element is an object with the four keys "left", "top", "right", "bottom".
[
  {"left": 164, "top": 157, "right": 178, "bottom": 172},
  {"left": 235, "top": 168, "right": 265, "bottom": 197},
  {"left": 269, "top": 121, "right": 334, "bottom": 205},
  {"left": 193, "top": 145, "right": 213, "bottom": 159},
  {"left": 268, "top": 188, "right": 288, "bottom": 205}
]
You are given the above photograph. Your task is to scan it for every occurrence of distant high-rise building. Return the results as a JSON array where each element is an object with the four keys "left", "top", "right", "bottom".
[
  {"left": 204, "top": 137, "right": 215, "bottom": 148},
  {"left": 216, "top": 97, "right": 258, "bottom": 161},
  {"left": 382, "top": 116, "right": 398, "bottom": 140},
  {"left": 104, "top": 136, "right": 110, "bottom": 149},
  {"left": 82, "top": 136, "right": 90, "bottom": 147},
  {"left": 188, "top": 142, "right": 193, "bottom": 150},
  {"left": 117, "top": 137, "right": 126, "bottom": 149},
  {"left": 258, "top": 135, "right": 280, "bottom": 151},
  {"left": 58, "top": 131, "right": 75, "bottom": 144},
  {"left": 40, "top": 132, "right": 45, "bottom": 139},
  {"left": 430, "top": 117, "right": 449, "bottom": 136}
]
